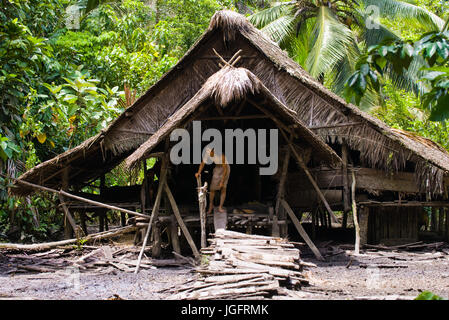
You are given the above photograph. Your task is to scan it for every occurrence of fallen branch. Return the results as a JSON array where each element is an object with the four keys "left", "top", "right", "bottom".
[{"left": 0, "top": 225, "right": 137, "bottom": 251}]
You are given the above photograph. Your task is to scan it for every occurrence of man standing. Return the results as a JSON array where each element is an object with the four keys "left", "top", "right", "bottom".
[{"left": 195, "top": 148, "right": 230, "bottom": 214}]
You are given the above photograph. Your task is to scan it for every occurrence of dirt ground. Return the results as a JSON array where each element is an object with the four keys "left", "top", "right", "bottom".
[
  {"left": 298, "top": 245, "right": 449, "bottom": 300},
  {"left": 1, "top": 242, "right": 448, "bottom": 300}
]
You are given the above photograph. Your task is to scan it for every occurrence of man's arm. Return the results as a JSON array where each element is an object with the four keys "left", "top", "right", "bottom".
[{"left": 195, "top": 161, "right": 205, "bottom": 178}]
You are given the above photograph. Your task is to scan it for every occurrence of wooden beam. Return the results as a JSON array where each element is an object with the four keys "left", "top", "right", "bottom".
[
  {"left": 164, "top": 183, "right": 200, "bottom": 259},
  {"left": 196, "top": 114, "right": 269, "bottom": 121},
  {"left": 281, "top": 199, "right": 324, "bottom": 261},
  {"left": 288, "top": 167, "right": 421, "bottom": 194},
  {"left": 308, "top": 122, "right": 363, "bottom": 130},
  {"left": 246, "top": 99, "right": 297, "bottom": 138},
  {"left": 358, "top": 201, "right": 449, "bottom": 207},
  {"left": 6, "top": 175, "right": 151, "bottom": 219}
]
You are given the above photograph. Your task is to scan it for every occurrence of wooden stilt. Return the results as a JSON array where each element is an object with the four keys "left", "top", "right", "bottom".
[
  {"left": 352, "top": 171, "right": 360, "bottom": 254},
  {"left": 98, "top": 210, "right": 105, "bottom": 232},
  {"left": 438, "top": 208, "right": 444, "bottom": 235},
  {"left": 445, "top": 208, "right": 449, "bottom": 242},
  {"left": 169, "top": 216, "right": 181, "bottom": 255},
  {"left": 135, "top": 155, "right": 169, "bottom": 273},
  {"left": 431, "top": 207, "right": 437, "bottom": 232},
  {"left": 341, "top": 143, "right": 351, "bottom": 228},
  {"left": 275, "top": 145, "right": 291, "bottom": 238},
  {"left": 80, "top": 211, "right": 88, "bottom": 235},
  {"left": 196, "top": 176, "right": 208, "bottom": 249},
  {"left": 271, "top": 209, "right": 280, "bottom": 237},
  {"left": 61, "top": 168, "right": 73, "bottom": 239},
  {"left": 359, "top": 206, "right": 369, "bottom": 246},
  {"left": 164, "top": 183, "right": 200, "bottom": 259},
  {"left": 281, "top": 199, "right": 324, "bottom": 261},
  {"left": 152, "top": 223, "right": 162, "bottom": 258},
  {"left": 311, "top": 209, "right": 316, "bottom": 240}
]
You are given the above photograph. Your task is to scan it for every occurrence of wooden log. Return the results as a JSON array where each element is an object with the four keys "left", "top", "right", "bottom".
[
  {"left": 165, "top": 183, "right": 200, "bottom": 259},
  {"left": 281, "top": 199, "right": 324, "bottom": 261},
  {"left": 0, "top": 225, "right": 138, "bottom": 250}
]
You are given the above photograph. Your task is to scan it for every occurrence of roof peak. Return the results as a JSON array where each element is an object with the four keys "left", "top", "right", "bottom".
[{"left": 209, "top": 10, "right": 251, "bottom": 41}]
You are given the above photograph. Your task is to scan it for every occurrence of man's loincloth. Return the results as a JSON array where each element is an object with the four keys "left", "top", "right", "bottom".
[{"left": 210, "top": 164, "right": 230, "bottom": 191}]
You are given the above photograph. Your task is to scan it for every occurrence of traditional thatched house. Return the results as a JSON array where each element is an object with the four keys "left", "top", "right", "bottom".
[{"left": 12, "top": 10, "right": 449, "bottom": 251}]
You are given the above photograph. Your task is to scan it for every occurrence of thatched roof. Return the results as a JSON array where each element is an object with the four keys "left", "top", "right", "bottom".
[
  {"left": 125, "top": 66, "right": 341, "bottom": 169},
  {"left": 12, "top": 10, "right": 449, "bottom": 196}
]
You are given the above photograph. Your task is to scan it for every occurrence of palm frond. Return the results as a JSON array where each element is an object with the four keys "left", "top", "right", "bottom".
[
  {"left": 261, "top": 14, "right": 298, "bottom": 44},
  {"left": 249, "top": 2, "right": 295, "bottom": 28},
  {"left": 360, "top": 0, "right": 445, "bottom": 32},
  {"left": 305, "top": 6, "right": 353, "bottom": 78}
]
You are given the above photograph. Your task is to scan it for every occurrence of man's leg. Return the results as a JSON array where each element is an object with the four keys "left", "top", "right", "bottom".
[
  {"left": 208, "top": 190, "right": 215, "bottom": 214},
  {"left": 218, "top": 187, "right": 227, "bottom": 213}
]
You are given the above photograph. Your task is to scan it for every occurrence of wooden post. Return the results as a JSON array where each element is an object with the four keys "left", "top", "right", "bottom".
[
  {"left": 99, "top": 175, "right": 107, "bottom": 233},
  {"left": 438, "top": 208, "right": 444, "bottom": 235},
  {"left": 342, "top": 143, "right": 351, "bottom": 228},
  {"left": 271, "top": 208, "right": 280, "bottom": 237},
  {"left": 311, "top": 209, "right": 316, "bottom": 240},
  {"left": 164, "top": 183, "right": 200, "bottom": 259},
  {"left": 61, "top": 168, "right": 73, "bottom": 239},
  {"left": 79, "top": 211, "right": 88, "bottom": 236},
  {"left": 275, "top": 145, "right": 291, "bottom": 238},
  {"left": 59, "top": 194, "right": 79, "bottom": 238},
  {"left": 286, "top": 141, "right": 339, "bottom": 224},
  {"left": 359, "top": 206, "right": 369, "bottom": 246},
  {"left": 431, "top": 207, "right": 437, "bottom": 232},
  {"left": 196, "top": 176, "right": 208, "bottom": 249},
  {"left": 169, "top": 216, "right": 181, "bottom": 255},
  {"left": 446, "top": 208, "right": 449, "bottom": 242},
  {"left": 281, "top": 199, "right": 324, "bottom": 261},
  {"left": 135, "top": 155, "right": 169, "bottom": 273},
  {"left": 352, "top": 171, "right": 360, "bottom": 254},
  {"left": 152, "top": 223, "right": 162, "bottom": 258}
]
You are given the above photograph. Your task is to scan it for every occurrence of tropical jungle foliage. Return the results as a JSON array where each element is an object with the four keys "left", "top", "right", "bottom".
[{"left": 1, "top": 0, "right": 449, "bottom": 242}]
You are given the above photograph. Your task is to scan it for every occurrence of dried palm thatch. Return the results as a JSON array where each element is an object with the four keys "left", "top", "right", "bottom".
[
  {"left": 125, "top": 66, "right": 341, "bottom": 169},
  {"left": 11, "top": 10, "right": 449, "bottom": 196}
]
